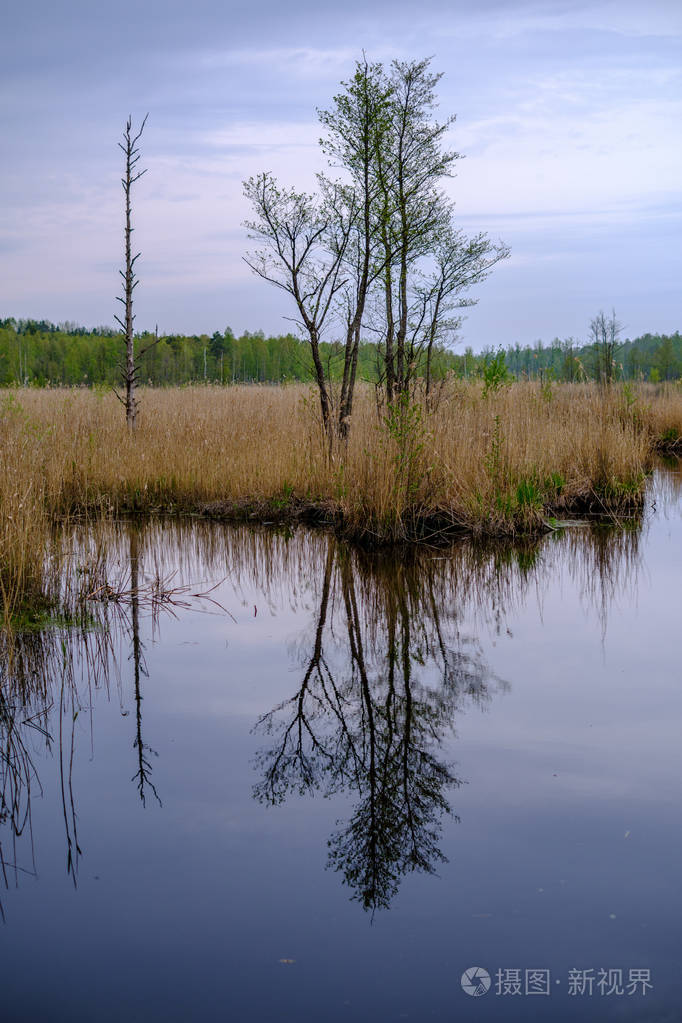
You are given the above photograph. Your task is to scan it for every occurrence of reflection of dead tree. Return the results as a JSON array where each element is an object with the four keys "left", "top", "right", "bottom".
[
  {"left": 58, "top": 672, "right": 81, "bottom": 884},
  {"left": 129, "top": 527, "right": 161, "bottom": 808},
  {"left": 89, "top": 525, "right": 231, "bottom": 808}
]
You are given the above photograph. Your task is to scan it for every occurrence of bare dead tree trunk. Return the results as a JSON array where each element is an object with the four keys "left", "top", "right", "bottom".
[
  {"left": 115, "top": 114, "right": 148, "bottom": 430},
  {"left": 129, "top": 525, "right": 161, "bottom": 807}
]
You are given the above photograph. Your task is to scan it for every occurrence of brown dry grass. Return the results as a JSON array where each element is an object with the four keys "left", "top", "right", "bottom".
[
  {"left": 635, "top": 381, "right": 682, "bottom": 449},
  {"left": 0, "top": 379, "right": 680, "bottom": 621}
]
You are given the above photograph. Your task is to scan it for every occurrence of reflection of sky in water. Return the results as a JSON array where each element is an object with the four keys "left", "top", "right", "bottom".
[{"left": 0, "top": 468, "right": 681, "bottom": 1021}]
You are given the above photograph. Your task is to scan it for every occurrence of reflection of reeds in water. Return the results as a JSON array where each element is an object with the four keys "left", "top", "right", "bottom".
[
  {"left": 0, "top": 614, "right": 113, "bottom": 916},
  {"left": 88, "top": 510, "right": 648, "bottom": 646},
  {"left": 58, "top": 506, "right": 652, "bottom": 691},
  {"left": 651, "top": 459, "right": 682, "bottom": 519},
  {"left": 0, "top": 690, "right": 43, "bottom": 918},
  {"left": 560, "top": 524, "right": 643, "bottom": 641}
]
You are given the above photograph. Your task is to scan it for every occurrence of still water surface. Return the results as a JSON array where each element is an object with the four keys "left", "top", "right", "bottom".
[{"left": 1, "top": 468, "right": 681, "bottom": 1021}]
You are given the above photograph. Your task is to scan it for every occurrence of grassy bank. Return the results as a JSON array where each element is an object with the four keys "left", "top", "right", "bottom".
[{"left": 1, "top": 380, "right": 681, "bottom": 621}]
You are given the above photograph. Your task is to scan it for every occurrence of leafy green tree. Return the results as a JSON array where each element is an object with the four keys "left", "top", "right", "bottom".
[
  {"left": 244, "top": 56, "right": 508, "bottom": 434},
  {"left": 318, "top": 57, "right": 392, "bottom": 434},
  {"left": 653, "top": 336, "right": 680, "bottom": 381}
]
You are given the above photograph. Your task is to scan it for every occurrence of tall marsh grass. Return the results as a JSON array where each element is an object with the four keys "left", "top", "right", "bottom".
[{"left": 0, "top": 380, "right": 680, "bottom": 622}]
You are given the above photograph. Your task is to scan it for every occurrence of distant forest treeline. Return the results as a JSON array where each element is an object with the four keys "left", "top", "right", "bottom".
[{"left": 1, "top": 318, "right": 681, "bottom": 386}]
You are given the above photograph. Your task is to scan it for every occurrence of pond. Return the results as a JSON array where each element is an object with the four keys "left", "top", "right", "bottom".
[{"left": 1, "top": 466, "right": 681, "bottom": 1021}]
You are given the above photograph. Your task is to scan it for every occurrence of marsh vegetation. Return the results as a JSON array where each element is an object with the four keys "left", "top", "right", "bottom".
[{"left": 1, "top": 380, "right": 681, "bottom": 625}]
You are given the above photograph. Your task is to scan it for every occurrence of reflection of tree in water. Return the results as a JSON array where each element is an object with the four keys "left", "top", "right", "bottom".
[
  {"left": 253, "top": 538, "right": 509, "bottom": 912},
  {"left": 249, "top": 518, "right": 649, "bottom": 911}
]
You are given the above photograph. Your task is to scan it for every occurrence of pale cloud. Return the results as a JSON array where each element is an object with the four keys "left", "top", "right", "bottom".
[
  {"left": 461, "top": 0, "right": 682, "bottom": 40},
  {"left": 451, "top": 57, "right": 682, "bottom": 219},
  {"left": 201, "top": 121, "right": 320, "bottom": 156},
  {"left": 197, "top": 46, "right": 362, "bottom": 78}
]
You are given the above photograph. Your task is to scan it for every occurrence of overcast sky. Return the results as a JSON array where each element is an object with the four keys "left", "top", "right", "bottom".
[{"left": 2, "top": 0, "right": 680, "bottom": 349}]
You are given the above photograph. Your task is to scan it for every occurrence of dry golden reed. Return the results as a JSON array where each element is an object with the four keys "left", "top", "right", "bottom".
[{"left": 0, "top": 379, "right": 680, "bottom": 619}]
